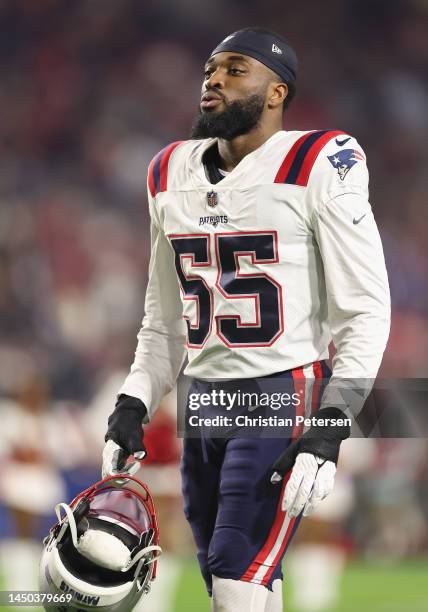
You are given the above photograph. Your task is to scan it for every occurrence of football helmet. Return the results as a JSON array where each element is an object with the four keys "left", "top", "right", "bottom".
[{"left": 39, "top": 475, "right": 161, "bottom": 611}]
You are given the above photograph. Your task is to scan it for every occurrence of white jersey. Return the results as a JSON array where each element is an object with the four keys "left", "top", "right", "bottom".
[{"left": 119, "top": 130, "right": 390, "bottom": 418}]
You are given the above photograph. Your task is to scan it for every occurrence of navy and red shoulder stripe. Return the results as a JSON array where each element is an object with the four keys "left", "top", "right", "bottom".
[
  {"left": 274, "top": 130, "right": 347, "bottom": 187},
  {"left": 148, "top": 141, "right": 184, "bottom": 197}
]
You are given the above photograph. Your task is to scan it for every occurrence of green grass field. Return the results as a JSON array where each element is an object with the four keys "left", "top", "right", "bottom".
[
  {"left": 1, "top": 559, "right": 427, "bottom": 611},
  {"left": 174, "top": 559, "right": 428, "bottom": 612}
]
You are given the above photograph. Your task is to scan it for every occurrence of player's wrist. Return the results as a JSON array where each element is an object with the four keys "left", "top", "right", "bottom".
[
  {"left": 105, "top": 395, "right": 148, "bottom": 454},
  {"left": 115, "top": 394, "right": 148, "bottom": 419},
  {"left": 298, "top": 406, "right": 350, "bottom": 464},
  {"left": 272, "top": 407, "right": 350, "bottom": 479}
]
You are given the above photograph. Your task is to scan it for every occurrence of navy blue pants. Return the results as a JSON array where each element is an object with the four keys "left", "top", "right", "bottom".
[{"left": 181, "top": 362, "right": 330, "bottom": 593}]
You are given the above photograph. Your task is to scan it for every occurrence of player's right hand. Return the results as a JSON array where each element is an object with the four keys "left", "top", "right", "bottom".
[{"left": 102, "top": 394, "right": 148, "bottom": 478}]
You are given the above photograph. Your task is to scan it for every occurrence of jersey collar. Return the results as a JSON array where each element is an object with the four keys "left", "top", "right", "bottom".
[{"left": 190, "top": 131, "right": 286, "bottom": 189}]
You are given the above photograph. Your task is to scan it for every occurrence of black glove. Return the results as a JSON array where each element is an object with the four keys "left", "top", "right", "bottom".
[
  {"left": 105, "top": 394, "right": 148, "bottom": 459},
  {"left": 272, "top": 406, "right": 350, "bottom": 477}
]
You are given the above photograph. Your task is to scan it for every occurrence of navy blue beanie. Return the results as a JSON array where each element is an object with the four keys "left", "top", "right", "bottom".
[{"left": 209, "top": 28, "right": 298, "bottom": 83}]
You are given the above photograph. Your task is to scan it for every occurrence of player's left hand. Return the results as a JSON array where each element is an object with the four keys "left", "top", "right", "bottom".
[
  {"left": 273, "top": 452, "right": 336, "bottom": 516},
  {"left": 270, "top": 406, "right": 350, "bottom": 516}
]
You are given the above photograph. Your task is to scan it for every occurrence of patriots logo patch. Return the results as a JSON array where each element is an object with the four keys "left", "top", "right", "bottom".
[{"left": 327, "top": 149, "right": 365, "bottom": 181}]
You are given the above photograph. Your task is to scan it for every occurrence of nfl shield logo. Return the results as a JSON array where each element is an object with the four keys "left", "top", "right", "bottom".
[{"left": 207, "top": 190, "right": 218, "bottom": 208}]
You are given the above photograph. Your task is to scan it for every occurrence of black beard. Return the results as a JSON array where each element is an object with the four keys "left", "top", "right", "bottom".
[{"left": 190, "top": 94, "right": 265, "bottom": 140}]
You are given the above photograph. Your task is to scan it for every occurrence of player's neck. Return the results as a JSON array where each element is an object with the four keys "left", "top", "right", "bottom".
[{"left": 217, "top": 124, "right": 282, "bottom": 172}]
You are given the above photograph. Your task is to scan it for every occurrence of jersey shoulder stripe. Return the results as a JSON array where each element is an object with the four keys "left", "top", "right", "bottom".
[
  {"left": 148, "top": 141, "right": 184, "bottom": 197},
  {"left": 274, "top": 130, "right": 347, "bottom": 187}
]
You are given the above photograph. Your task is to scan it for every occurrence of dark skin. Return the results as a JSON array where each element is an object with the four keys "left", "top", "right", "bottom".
[{"left": 201, "top": 52, "right": 289, "bottom": 172}]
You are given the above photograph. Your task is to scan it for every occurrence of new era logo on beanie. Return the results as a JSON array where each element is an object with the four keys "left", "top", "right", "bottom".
[{"left": 209, "top": 27, "right": 298, "bottom": 84}]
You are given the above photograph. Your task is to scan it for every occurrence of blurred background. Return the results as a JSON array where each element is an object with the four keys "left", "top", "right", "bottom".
[{"left": 0, "top": 0, "right": 427, "bottom": 610}]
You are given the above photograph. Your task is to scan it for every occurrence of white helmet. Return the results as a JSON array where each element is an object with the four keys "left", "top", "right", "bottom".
[{"left": 39, "top": 475, "right": 161, "bottom": 611}]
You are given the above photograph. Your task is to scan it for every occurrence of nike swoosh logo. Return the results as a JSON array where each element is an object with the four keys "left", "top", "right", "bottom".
[
  {"left": 353, "top": 214, "right": 366, "bottom": 224},
  {"left": 335, "top": 136, "right": 351, "bottom": 146}
]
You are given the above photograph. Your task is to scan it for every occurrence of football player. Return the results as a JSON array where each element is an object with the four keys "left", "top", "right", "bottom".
[{"left": 103, "top": 27, "right": 390, "bottom": 611}]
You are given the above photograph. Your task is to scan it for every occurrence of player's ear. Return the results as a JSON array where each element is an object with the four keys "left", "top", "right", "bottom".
[{"left": 268, "top": 82, "right": 288, "bottom": 110}]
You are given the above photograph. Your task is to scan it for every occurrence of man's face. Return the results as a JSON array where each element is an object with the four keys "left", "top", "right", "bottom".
[{"left": 190, "top": 52, "right": 272, "bottom": 140}]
